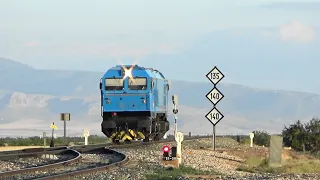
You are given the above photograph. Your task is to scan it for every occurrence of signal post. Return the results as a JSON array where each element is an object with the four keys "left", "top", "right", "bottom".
[
  {"left": 160, "top": 95, "right": 182, "bottom": 168},
  {"left": 172, "top": 95, "right": 178, "bottom": 137},
  {"left": 205, "top": 66, "right": 225, "bottom": 151}
]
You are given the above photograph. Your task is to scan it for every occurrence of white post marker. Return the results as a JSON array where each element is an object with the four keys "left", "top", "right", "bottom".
[
  {"left": 175, "top": 132, "right": 184, "bottom": 164},
  {"left": 83, "top": 129, "right": 90, "bottom": 145},
  {"left": 205, "top": 66, "right": 225, "bottom": 151},
  {"left": 249, "top": 132, "right": 254, "bottom": 147}
]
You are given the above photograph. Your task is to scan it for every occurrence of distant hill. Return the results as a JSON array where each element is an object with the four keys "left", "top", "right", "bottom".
[{"left": 0, "top": 57, "right": 319, "bottom": 136}]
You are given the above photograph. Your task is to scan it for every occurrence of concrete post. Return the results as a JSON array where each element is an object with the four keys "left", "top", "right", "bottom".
[{"left": 175, "top": 132, "right": 184, "bottom": 165}]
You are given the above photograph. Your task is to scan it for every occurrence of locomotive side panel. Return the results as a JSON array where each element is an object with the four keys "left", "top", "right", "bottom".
[{"left": 155, "top": 78, "right": 167, "bottom": 112}]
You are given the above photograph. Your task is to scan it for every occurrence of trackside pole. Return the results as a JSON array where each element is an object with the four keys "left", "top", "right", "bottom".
[
  {"left": 64, "top": 120, "right": 66, "bottom": 139},
  {"left": 213, "top": 125, "right": 216, "bottom": 151},
  {"left": 43, "top": 132, "right": 46, "bottom": 148},
  {"left": 172, "top": 95, "right": 178, "bottom": 138},
  {"left": 174, "top": 114, "right": 177, "bottom": 138}
]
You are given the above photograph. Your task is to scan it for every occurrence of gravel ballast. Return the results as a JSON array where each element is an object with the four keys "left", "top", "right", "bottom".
[{"left": 67, "top": 138, "right": 320, "bottom": 180}]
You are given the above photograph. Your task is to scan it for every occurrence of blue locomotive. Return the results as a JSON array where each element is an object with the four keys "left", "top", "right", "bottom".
[{"left": 99, "top": 64, "right": 170, "bottom": 142}]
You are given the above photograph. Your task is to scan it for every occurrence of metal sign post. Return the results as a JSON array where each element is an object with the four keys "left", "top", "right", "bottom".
[
  {"left": 83, "top": 129, "right": 90, "bottom": 145},
  {"left": 205, "top": 66, "right": 225, "bottom": 151},
  {"left": 60, "top": 113, "right": 70, "bottom": 140},
  {"left": 172, "top": 95, "right": 179, "bottom": 137},
  {"left": 249, "top": 132, "right": 254, "bottom": 147}
]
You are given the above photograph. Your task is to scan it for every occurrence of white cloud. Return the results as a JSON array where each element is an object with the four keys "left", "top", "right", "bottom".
[
  {"left": 279, "top": 20, "right": 316, "bottom": 43},
  {"left": 23, "top": 41, "right": 41, "bottom": 48}
]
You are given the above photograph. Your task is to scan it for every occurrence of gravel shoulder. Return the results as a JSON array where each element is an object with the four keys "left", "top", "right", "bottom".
[
  {"left": 0, "top": 155, "right": 62, "bottom": 172},
  {"left": 66, "top": 138, "right": 256, "bottom": 179}
]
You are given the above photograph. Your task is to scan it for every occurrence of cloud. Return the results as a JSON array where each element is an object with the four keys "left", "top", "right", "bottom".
[
  {"left": 23, "top": 41, "right": 40, "bottom": 47},
  {"left": 70, "top": 42, "right": 186, "bottom": 58},
  {"left": 261, "top": 2, "right": 320, "bottom": 11},
  {"left": 279, "top": 21, "right": 316, "bottom": 43}
]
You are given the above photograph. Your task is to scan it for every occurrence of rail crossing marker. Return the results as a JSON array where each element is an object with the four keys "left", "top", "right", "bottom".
[
  {"left": 249, "top": 132, "right": 254, "bottom": 147},
  {"left": 205, "top": 66, "right": 224, "bottom": 151},
  {"left": 83, "top": 129, "right": 90, "bottom": 145}
]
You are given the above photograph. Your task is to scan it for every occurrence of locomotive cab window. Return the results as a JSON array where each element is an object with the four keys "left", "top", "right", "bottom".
[
  {"left": 105, "top": 78, "right": 124, "bottom": 91},
  {"left": 129, "top": 77, "right": 147, "bottom": 90}
]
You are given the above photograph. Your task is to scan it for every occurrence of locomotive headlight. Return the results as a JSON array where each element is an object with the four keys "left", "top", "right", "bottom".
[
  {"left": 142, "top": 99, "right": 146, "bottom": 104},
  {"left": 121, "top": 65, "right": 134, "bottom": 80},
  {"left": 106, "top": 99, "right": 111, "bottom": 104}
]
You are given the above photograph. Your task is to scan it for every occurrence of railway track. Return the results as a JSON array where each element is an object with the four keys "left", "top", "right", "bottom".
[{"left": 0, "top": 135, "right": 212, "bottom": 179}]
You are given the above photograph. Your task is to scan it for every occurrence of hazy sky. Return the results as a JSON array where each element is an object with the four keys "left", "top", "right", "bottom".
[{"left": 1, "top": 0, "right": 319, "bottom": 93}]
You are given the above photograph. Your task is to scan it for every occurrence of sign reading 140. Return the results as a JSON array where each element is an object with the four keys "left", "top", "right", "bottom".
[
  {"left": 206, "top": 88, "right": 224, "bottom": 105},
  {"left": 206, "top": 107, "right": 224, "bottom": 125}
]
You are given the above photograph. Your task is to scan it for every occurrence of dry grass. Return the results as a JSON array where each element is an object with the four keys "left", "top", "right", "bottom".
[
  {"left": 0, "top": 146, "right": 45, "bottom": 151},
  {"left": 235, "top": 146, "right": 320, "bottom": 174},
  {"left": 279, "top": 150, "right": 320, "bottom": 174}
]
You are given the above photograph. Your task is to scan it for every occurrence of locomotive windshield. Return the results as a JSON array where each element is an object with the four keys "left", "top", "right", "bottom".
[
  {"left": 105, "top": 78, "right": 124, "bottom": 90},
  {"left": 128, "top": 77, "right": 147, "bottom": 90}
]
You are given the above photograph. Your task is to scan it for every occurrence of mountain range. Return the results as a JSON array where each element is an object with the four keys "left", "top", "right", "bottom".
[{"left": 0, "top": 57, "right": 319, "bottom": 137}]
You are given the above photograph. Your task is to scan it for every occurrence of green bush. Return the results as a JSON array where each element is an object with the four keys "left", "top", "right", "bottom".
[
  {"left": 282, "top": 117, "right": 320, "bottom": 152},
  {"left": 252, "top": 130, "right": 270, "bottom": 147}
]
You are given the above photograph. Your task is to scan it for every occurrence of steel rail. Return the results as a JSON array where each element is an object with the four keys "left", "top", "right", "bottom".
[
  {"left": 0, "top": 149, "right": 81, "bottom": 178},
  {"left": 71, "top": 135, "right": 211, "bottom": 150},
  {"left": 0, "top": 135, "right": 211, "bottom": 179},
  {"left": 32, "top": 136, "right": 212, "bottom": 179},
  {"left": 33, "top": 148, "right": 129, "bottom": 180},
  {"left": 0, "top": 148, "right": 70, "bottom": 159},
  {"left": 0, "top": 146, "right": 68, "bottom": 156}
]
